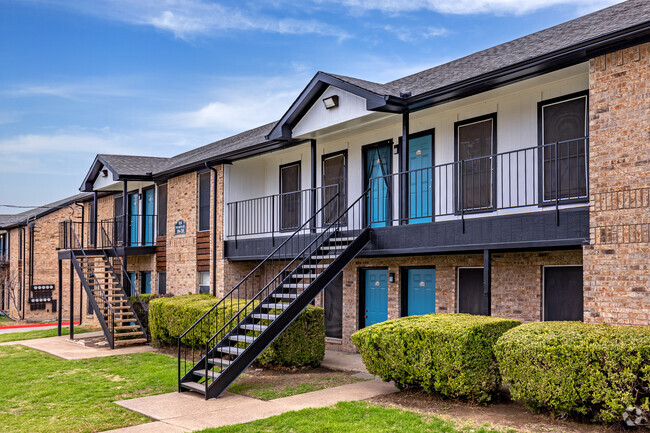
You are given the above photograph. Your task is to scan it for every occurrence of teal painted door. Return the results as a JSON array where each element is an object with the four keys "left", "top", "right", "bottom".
[
  {"left": 407, "top": 268, "right": 436, "bottom": 316},
  {"left": 127, "top": 272, "right": 137, "bottom": 297},
  {"left": 141, "top": 272, "right": 151, "bottom": 294},
  {"left": 364, "top": 269, "right": 388, "bottom": 327},
  {"left": 408, "top": 135, "right": 433, "bottom": 223},
  {"left": 143, "top": 189, "right": 154, "bottom": 246},
  {"left": 364, "top": 145, "right": 391, "bottom": 227},
  {"left": 129, "top": 193, "right": 139, "bottom": 246}
]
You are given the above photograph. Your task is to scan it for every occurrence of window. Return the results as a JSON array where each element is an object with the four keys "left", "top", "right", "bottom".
[
  {"left": 198, "top": 271, "right": 210, "bottom": 294},
  {"left": 457, "top": 268, "right": 484, "bottom": 315},
  {"left": 544, "top": 266, "right": 583, "bottom": 321},
  {"left": 322, "top": 151, "right": 347, "bottom": 225},
  {"left": 140, "top": 272, "right": 151, "bottom": 294},
  {"left": 455, "top": 114, "right": 496, "bottom": 212},
  {"left": 198, "top": 172, "right": 211, "bottom": 232},
  {"left": 114, "top": 195, "right": 124, "bottom": 244},
  {"left": 540, "top": 94, "right": 588, "bottom": 202},
  {"left": 279, "top": 162, "right": 301, "bottom": 230},
  {"left": 0, "top": 233, "right": 7, "bottom": 261},
  {"left": 158, "top": 272, "right": 166, "bottom": 295},
  {"left": 88, "top": 202, "right": 96, "bottom": 246},
  {"left": 158, "top": 184, "right": 167, "bottom": 237}
]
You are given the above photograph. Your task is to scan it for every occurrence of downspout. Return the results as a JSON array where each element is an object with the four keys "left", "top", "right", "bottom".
[
  {"left": 21, "top": 226, "right": 26, "bottom": 320},
  {"left": 74, "top": 201, "right": 84, "bottom": 325},
  {"left": 28, "top": 221, "right": 35, "bottom": 320},
  {"left": 206, "top": 162, "right": 218, "bottom": 298}
]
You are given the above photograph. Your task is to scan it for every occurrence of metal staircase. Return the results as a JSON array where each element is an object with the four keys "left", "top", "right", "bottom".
[
  {"left": 178, "top": 190, "right": 370, "bottom": 399},
  {"left": 65, "top": 224, "right": 148, "bottom": 348}
]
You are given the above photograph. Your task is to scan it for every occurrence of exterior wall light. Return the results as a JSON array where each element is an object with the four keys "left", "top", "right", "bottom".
[{"left": 322, "top": 95, "right": 339, "bottom": 109}]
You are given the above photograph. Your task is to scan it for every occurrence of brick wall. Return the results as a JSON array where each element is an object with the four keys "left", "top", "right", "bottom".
[
  {"left": 334, "top": 249, "right": 582, "bottom": 352},
  {"left": 583, "top": 42, "right": 650, "bottom": 326}
]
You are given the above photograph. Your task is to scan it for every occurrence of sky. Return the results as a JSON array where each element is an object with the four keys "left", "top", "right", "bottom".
[{"left": 0, "top": 0, "right": 624, "bottom": 213}]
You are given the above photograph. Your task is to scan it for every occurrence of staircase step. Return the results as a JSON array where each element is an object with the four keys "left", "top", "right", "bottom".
[
  {"left": 310, "top": 254, "right": 338, "bottom": 260},
  {"left": 239, "top": 324, "right": 268, "bottom": 332},
  {"left": 194, "top": 369, "right": 221, "bottom": 380},
  {"left": 291, "top": 274, "right": 316, "bottom": 279},
  {"left": 251, "top": 313, "right": 279, "bottom": 320},
  {"left": 216, "top": 346, "right": 246, "bottom": 356},
  {"left": 270, "top": 293, "right": 298, "bottom": 300},
  {"left": 180, "top": 381, "right": 206, "bottom": 394},
  {"left": 228, "top": 334, "right": 256, "bottom": 344},
  {"left": 115, "top": 330, "right": 144, "bottom": 337},
  {"left": 327, "top": 236, "right": 356, "bottom": 243},
  {"left": 303, "top": 264, "right": 328, "bottom": 269},
  {"left": 114, "top": 338, "right": 147, "bottom": 346},
  {"left": 283, "top": 283, "right": 309, "bottom": 289},
  {"left": 320, "top": 245, "right": 347, "bottom": 251},
  {"left": 261, "top": 303, "right": 290, "bottom": 310},
  {"left": 207, "top": 357, "right": 233, "bottom": 367},
  {"left": 115, "top": 325, "right": 140, "bottom": 330}
]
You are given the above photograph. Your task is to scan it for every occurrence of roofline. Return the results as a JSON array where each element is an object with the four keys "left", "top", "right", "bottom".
[
  {"left": 0, "top": 194, "right": 92, "bottom": 230},
  {"left": 80, "top": 155, "right": 155, "bottom": 192}
]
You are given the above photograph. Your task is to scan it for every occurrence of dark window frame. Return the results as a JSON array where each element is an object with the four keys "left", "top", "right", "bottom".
[
  {"left": 537, "top": 90, "right": 589, "bottom": 207},
  {"left": 158, "top": 272, "right": 167, "bottom": 295},
  {"left": 279, "top": 161, "right": 302, "bottom": 232},
  {"left": 198, "top": 171, "right": 211, "bottom": 232},
  {"left": 321, "top": 149, "right": 348, "bottom": 224},
  {"left": 456, "top": 266, "right": 484, "bottom": 314},
  {"left": 454, "top": 113, "right": 498, "bottom": 214},
  {"left": 542, "top": 265, "right": 584, "bottom": 321},
  {"left": 157, "top": 183, "right": 168, "bottom": 237},
  {"left": 358, "top": 266, "right": 389, "bottom": 329},
  {"left": 361, "top": 139, "right": 394, "bottom": 225},
  {"left": 141, "top": 185, "right": 155, "bottom": 244},
  {"left": 400, "top": 265, "right": 436, "bottom": 317}
]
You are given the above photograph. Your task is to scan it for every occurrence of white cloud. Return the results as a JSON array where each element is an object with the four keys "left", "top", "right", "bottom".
[
  {"left": 382, "top": 25, "right": 448, "bottom": 42},
  {"left": 26, "top": 0, "right": 349, "bottom": 40},
  {"left": 324, "top": 0, "right": 624, "bottom": 15}
]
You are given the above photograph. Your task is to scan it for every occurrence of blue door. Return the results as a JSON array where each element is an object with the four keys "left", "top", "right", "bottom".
[
  {"left": 406, "top": 268, "right": 436, "bottom": 316},
  {"left": 141, "top": 272, "right": 151, "bottom": 294},
  {"left": 143, "top": 189, "right": 154, "bottom": 246},
  {"left": 129, "top": 193, "right": 139, "bottom": 246},
  {"left": 126, "top": 272, "right": 137, "bottom": 297},
  {"left": 408, "top": 135, "right": 433, "bottom": 223},
  {"left": 364, "top": 144, "right": 391, "bottom": 227},
  {"left": 364, "top": 269, "right": 388, "bottom": 327}
]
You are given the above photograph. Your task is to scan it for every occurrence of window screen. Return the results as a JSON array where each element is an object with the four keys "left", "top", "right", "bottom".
[
  {"left": 280, "top": 163, "right": 301, "bottom": 230},
  {"left": 323, "top": 153, "right": 346, "bottom": 224},
  {"left": 457, "top": 117, "right": 494, "bottom": 211},
  {"left": 158, "top": 184, "right": 167, "bottom": 236},
  {"left": 198, "top": 272, "right": 210, "bottom": 294},
  {"left": 198, "top": 172, "right": 211, "bottom": 231},
  {"left": 158, "top": 272, "right": 167, "bottom": 295},
  {"left": 541, "top": 96, "right": 588, "bottom": 201}
]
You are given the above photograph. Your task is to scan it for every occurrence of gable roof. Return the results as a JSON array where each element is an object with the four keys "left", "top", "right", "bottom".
[{"left": 0, "top": 193, "right": 92, "bottom": 229}]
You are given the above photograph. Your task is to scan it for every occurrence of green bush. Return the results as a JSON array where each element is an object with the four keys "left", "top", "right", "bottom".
[
  {"left": 149, "top": 295, "right": 325, "bottom": 367},
  {"left": 351, "top": 314, "right": 521, "bottom": 403},
  {"left": 495, "top": 322, "right": 650, "bottom": 422},
  {"left": 257, "top": 305, "right": 325, "bottom": 367},
  {"left": 129, "top": 294, "right": 173, "bottom": 336}
]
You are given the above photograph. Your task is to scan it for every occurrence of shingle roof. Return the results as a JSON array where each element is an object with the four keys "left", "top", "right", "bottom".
[
  {"left": 0, "top": 193, "right": 92, "bottom": 229},
  {"left": 98, "top": 154, "right": 171, "bottom": 177}
]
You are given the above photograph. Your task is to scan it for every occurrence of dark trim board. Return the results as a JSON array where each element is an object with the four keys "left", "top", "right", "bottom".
[
  {"left": 57, "top": 246, "right": 156, "bottom": 260},
  {"left": 225, "top": 206, "right": 588, "bottom": 261}
]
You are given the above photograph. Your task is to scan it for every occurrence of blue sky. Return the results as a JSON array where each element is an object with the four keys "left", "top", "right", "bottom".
[{"left": 0, "top": 0, "right": 622, "bottom": 212}]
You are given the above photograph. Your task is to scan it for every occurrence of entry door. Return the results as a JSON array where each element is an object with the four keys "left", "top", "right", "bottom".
[
  {"left": 141, "top": 272, "right": 152, "bottom": 294},
  {"left": 126, "top": 272, "right": 137, "bottom": 297},
  {"left": 114, "top": 196, "right": 124, "bottom": 244},
  {"left": 363, "top": 269, "right": 388, "bottom": 327},
  {"left": 324, "top": 272, "right": 343, "bottom": 339},
  {"left": 406, "top": 268, "right": 436, "bottom": 316},
  {"left": 544, "top": 266, "right": 583, "bottom": 321},
  {"left": 143, "top": 189, "right": 155, "bottom": 246},
  {"left": 408, "top": 134, "right": 433, "bottom": 223},
  {"left": 458, "top": 268, "right": 484, "bottom": 315},
  {"left": 322, "top": 152, "right": 346, "bottom": 225},
  {"left": 364, "top": 144, "right": 391, "bottom": 227},
  {"left": 129, "top": 193, "right": 139, "bottom": 246},
  {"left": 280, "top": 162, "right": 301, "bottom": 231}
]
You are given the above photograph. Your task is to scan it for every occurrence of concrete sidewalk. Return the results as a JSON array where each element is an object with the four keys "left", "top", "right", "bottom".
[
  {"left": 110, "top": 378, "right": 397, "bottom": 432},
  {"left": 0, "top": 331, "right": 155, "bottom": 359}
]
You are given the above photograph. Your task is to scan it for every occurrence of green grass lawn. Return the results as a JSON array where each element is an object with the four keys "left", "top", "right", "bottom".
[
  {"left": 0, "top": 325, "right": 95, "bottom": 343},
  {"left": 195, "top": 401, "right": 513, "bottom": 433},
  {"left": 0, "top": 315, "right": 15, "bottom": 326},
  {"left": 0, "top": 345, "right": 178, "bottom": 433}
]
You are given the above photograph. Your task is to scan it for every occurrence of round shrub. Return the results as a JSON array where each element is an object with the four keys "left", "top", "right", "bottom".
[
  {"left": 495, "top": 322, "right": 650, "bottom": 422},
  {"left": 352, "top": 314, "right": 521, "bottom": 403}
]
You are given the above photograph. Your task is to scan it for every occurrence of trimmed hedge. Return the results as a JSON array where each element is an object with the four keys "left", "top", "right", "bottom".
[
  {"left": 149, "top": 294, "right": 325, "bottom": 367},
  {"left": 257, "top": 305, "right": 325, "bottom": 367},
  {"left": 495, "top": 322, "right": 650, "bottom": 422},
  {"left": 351, "top": 314, "right": 521, "bottom": 403},
  {"left": 129, "top": 294, "right": 173, "bottom": 336}
]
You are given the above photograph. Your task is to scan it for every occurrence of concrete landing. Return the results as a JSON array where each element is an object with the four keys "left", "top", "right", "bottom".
[
  {"left": 321, "top": 350, "right": 368, "bottom": 373},
  {"left": 111, "top": 378, "right": 398, "bottom": 432},
  {"left": 0, "top": 331, "right": 155, "bottom": 359}
]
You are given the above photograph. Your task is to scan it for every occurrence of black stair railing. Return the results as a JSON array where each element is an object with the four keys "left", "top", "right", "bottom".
[
  {"left": 177, "top": 191, "right": 342, "bottom": 386},
  {"left": 65, "top": 222, "right": 116, "bottom": 348},
  {"left": 197, "top": 188, "right": 370, "bottom": 397},
  {"left": 99, "top": 225, "right": 149, "bottom": 341}
]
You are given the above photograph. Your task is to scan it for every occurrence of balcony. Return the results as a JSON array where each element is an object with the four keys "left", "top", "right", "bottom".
[
  {"left": 58, "top": 214, "right": 158, "bottom": 254},
  {"left": 225, "top": 138, "right": 590, "bottom": 259}
]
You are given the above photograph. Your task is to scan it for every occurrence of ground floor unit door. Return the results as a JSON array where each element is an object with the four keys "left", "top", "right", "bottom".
[
  {"left": 323, "top": 272, "right": 343, "bottom": 339},
  {"left": 544, "top": 266, "right": 583, "bottom": 321},
  {"left": 404, "top": 268, "right": 436, "bottom": 316},
  {"left": 362, "top": 269, "right": 388, "bottom": 327},
  {"left": 458, "top": 268, "right": 484, "bottom": 315}
]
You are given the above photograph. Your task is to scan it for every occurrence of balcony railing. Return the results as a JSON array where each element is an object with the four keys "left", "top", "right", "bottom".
[
  {"left": 59, "top": 214, "right": 158, "bottom": 250},
  {"left": 226, "top": 185, "right": 339, "bottom": 241},
  {"left": 367, "top": 138, "right": 588, "bottom": 226}
]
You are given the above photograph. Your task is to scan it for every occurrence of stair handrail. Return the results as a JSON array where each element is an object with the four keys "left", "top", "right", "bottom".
[
  {"left": 204, "top": 188, "right": 370, "bottom": 351},
  {"left": 67, "top": 222, "right": 115, "bottom": 317}
]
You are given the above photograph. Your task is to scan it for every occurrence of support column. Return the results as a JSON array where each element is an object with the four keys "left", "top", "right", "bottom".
[
  {"left": 483, "top": 249, "right": 491, "bottom": 316},
  {"left": 400, "top": 111, "right": 409, "bottom": 225},
  {"left": 69, "top": 260, "right": 74, "bottom": 339},
  {"left": 310, "top": 139, "right": 317, "bottom": 231},
  {"left": 57, "top": 259, "right": 62, "bottom": 336},
  {"left": 93, "top": 191, "right": 98, "bottom": 246},
  {"left": 122, "top": 181, "right": 128, "bottom": 288}
]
